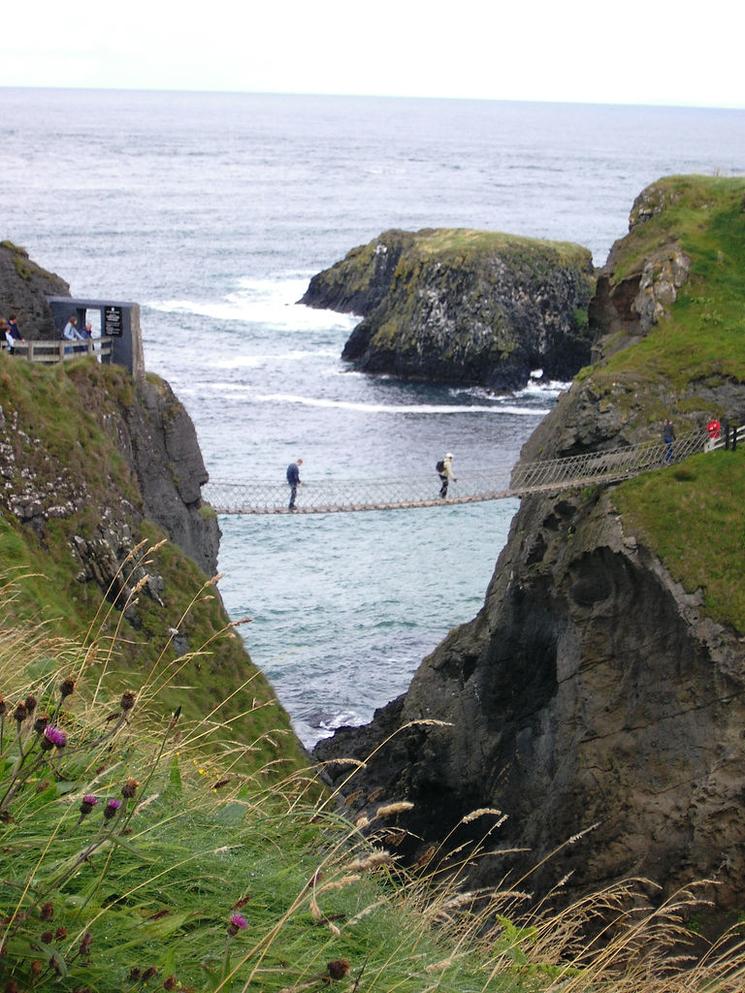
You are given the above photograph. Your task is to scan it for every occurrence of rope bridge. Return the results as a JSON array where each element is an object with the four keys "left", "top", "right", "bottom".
[{"left": 204, "top": 426, "right": 733, "bottom": 515}]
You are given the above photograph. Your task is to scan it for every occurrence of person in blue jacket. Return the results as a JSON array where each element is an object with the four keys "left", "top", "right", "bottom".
[
  {"left": 286, "top": 458, "right": 303, "bottom": 510},
  {"left": 662, "top": 419, "right": 676, "bottom": 463}
]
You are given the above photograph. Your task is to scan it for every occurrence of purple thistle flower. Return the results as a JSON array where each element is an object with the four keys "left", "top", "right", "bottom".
[
  {"left": 42, "top": 725, "right": 67, "bottom": 750},
  {"left": 79, "top": 794, "right": 98, "bottom": 817},
  {"left": 103, "top": 797, "right": 122, "bottom": 820},
  {"left": 227, "top": 912, "right": 249, "bottom": 936}
]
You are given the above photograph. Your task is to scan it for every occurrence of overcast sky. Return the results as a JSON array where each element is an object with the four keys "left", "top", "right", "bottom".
[{"left": 2, "top": 0, "right": 744, "bottom": 109}]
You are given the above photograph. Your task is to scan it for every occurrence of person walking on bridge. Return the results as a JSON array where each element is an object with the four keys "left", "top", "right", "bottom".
[
  {"left": 662, "top": 419, "right": 676, "bottom": 464},
  {"left": 437, "top": 452, "right": 456, "bottom": 499},
  {"left": 286, "top": 457, "right": 303, "bottom": 511}
]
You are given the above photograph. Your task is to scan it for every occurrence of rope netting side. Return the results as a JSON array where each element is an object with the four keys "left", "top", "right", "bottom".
[{"left": 204, "top": 427, "right": 716, "bottom": 514}]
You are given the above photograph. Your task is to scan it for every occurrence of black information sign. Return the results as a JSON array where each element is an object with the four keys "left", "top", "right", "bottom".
[{"left": 104, "top": 306, "right": 123, "bottom": 337}]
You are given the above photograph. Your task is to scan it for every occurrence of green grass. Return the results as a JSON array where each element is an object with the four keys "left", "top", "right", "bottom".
[
  {"left": 0, "top": 597, "right": 530, "bottom": 993},
  {"left": 595, "top": 176, "right": 745, "bottom": 394},
  {"left": 408, "top": 228, "right": 592, "bottom": 266},
  {"left": 3, "top": 591, "right": 745, "bottom": 993},
  {"left": 614, "top": 447, "right": 745, "bottom": 632}
]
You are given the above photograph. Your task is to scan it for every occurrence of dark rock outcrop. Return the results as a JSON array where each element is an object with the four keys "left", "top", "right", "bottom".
[
  {"left": 317, "top": 486, "right": 745, "bottom": 909},
  {"left": 121, "top": 375, "right": 219, "bottom": 576},
  {"left": 315, "top": 178, "right": 745, "bottom": 912},
  {"left": 0, "top": 240, "right": 70, "bottom": 337},
  {"left": 301, "top": 228, "right": 595, "bottom": 390}
]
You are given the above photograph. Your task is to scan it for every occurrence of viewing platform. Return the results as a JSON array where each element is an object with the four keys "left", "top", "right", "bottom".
[{"left": 2, "top": 297, "right": 144, "bottom": 381}]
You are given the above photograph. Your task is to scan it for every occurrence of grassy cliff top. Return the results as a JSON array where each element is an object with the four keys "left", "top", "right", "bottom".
[
  {"left": 400, "top": 227, "right": 592, "bottom": 265},
  {"left": 614, "top": 446, "right": 745, "bottom": 633},
  {"left": 597, "top": 174, "right": 745, "bottom": 391}
]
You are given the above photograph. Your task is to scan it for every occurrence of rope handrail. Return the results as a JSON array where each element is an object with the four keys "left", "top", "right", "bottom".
[{"left": 203, "top": 425, "right": 737, "bottom": 515}]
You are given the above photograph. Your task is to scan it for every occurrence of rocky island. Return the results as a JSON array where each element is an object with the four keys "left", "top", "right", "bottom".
[
  {"left": 317, "top": 176, "right": 745, "bottom": 918},
  {"left": 300, "top": 227, "right": 596, "bottom": 389}
]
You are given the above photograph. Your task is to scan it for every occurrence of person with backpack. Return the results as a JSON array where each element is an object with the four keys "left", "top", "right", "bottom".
[
  {"left": 436, "top": 452, "right": 456, "bottom": 498},
  {"left": 286, "top": 457, "right": 303, "bottom": 511}
]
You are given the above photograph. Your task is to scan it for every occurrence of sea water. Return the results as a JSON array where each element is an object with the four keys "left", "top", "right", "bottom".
[{"left": 1, "top": 89, "right": 743, "bottom": 742}]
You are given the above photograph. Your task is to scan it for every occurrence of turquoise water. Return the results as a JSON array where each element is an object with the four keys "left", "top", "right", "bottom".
[
  {"left": 1, "top": 88, "right": 743, "bottom": 742},
  {"left": 218, "top": 501, "right": 516, "bottom": 741}
]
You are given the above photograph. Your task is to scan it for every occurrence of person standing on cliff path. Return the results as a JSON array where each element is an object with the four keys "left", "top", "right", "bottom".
[
  {"left": 62, "top": 315, "right": 85, "bottom": 355},
  {"left": 286, "top": 458, "right": 303, "bottom": 511},
  {"left": 5, "top": 314, "right": 24, "bottom": 353},
  {"left": 662, "top": 419, "right": 676, "bottom": 463},
  {"left": 438, "top": 452, "right": 456, "bottom": 498}
]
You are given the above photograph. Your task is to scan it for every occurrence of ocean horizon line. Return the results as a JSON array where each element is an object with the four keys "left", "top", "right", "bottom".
[{"left": 1, "top": 83, "right": 743, "bottom": 114}]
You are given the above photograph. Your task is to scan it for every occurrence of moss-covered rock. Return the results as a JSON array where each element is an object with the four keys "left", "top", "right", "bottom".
[{"left": 301, "top": 228, "right": 595, "bottom": 389}]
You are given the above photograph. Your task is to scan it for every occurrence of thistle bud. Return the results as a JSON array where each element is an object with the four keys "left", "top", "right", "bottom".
[
  {"left": 12, "top": 702, "right": 27, "bottom": 724},
  {"left": 120, "top": 690, "right": 136, "bottom": 712},
  {"left": 33, "top": 713, "right": 50, "bottom": 734},
  {"left": 121, "top": 778, "right": 139, "bottom": 799},
  {"left": 39, "top": 902, "right": 54, "bottom": 921},
  {"left": 24, "top": 694, "right": 37, "bottom": 715},
  {"left": 59, "top": 678, "right": 75, "bottom": 700},
  {"left": 103, "top": 798, "right": 122, "bottom": 820},
  {"left": 327, "top": 959, "right": 350, "bottom": 981}
]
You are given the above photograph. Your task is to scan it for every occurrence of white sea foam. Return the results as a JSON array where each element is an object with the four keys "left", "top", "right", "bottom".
[
  {"left": 146, "top": 275, "right": 360, "bottom": 332},
  {"left": 516, "top": 379, "right": 571, "bottom": 398},
  {"left": 208, "top": 348, "right": 338, "bottom": 369},
  {"left": 450, "top": 379, "right": 571, "bottom": 402},
  {"left": 254, "top": 393, "right": 549, "bottom": 415},
  {"left": 317, "top": 710, "right": 366, "bottom": 735}
]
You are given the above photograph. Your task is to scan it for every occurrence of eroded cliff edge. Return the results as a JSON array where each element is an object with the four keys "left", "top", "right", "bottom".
[
  {"left": 316, "top": 176, "right": 745, "bottom": 911},
  {"left": 301, "top": 228, "right": 595, "bottom": 389}
]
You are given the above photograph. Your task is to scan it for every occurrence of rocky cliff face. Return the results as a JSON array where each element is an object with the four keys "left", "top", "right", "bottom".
[
  {"left": 119, "top": 374, "right": 220, "bottom": 576},
  {"left": 316, "top": 177, "right": 745, "bottom": 912},
  {"left": 0, "top": 240, "right": 70, "bottom": 336},
  {"left": 301, "top": 229, "right": 595, "bottom": 390}
]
